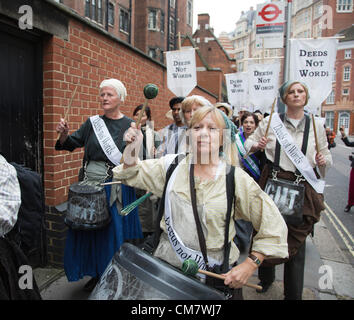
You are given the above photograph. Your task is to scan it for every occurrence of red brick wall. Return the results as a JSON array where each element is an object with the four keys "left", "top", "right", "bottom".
[
  {"left": 43, "top": 18, "right": 216, "bottom": 207},
  {"left": 322, "top": 0, "right": 354, "bottom": 37},
  {"left": 197, "top": 70, "right": 223, "bottom": 101},
  {"left": 193, "top": 14, "right": 236, "bottom": 75}
]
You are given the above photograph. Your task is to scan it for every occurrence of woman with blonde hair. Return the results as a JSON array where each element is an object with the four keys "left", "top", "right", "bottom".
[{"left": 113, "top": 105, "right": 288, "bottom": 299}]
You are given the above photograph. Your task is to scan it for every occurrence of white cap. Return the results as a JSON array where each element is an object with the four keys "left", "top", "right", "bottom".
[{"left": 99, "top": 78, "right": 127, "bottom": 102}]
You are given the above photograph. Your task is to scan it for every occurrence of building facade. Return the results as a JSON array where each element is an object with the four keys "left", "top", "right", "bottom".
[
  {"left": 56, "top": 0, "right": 193, "bottom": 63},
  {"left": 223, "top": 0, "right": 354, "bottom": 134},
  {"left": 0, "top": 0, "right": 217, "bottom": 267},
  {"left": 191, "top": 14, "right": 237, "bottom": 102}
]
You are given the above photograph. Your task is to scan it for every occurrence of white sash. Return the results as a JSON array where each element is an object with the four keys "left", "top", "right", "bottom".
[
  {"left": 270, "top": 113, "right": 325, "bottom": 194},
  {"left": 163, "top": 155, "right": 221, "bottom": 274},
  {"left": 90, "top": 115, "right": 122, "bottom": 165}
]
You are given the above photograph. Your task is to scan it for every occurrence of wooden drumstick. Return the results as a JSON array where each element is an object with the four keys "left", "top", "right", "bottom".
[
  {"left": 56, "top": 86, "right": 78, "bottom": 141},
  {"left": 100, "top": 180, "right": 123, "bottom": 186},
  {"left": 197, "top": 269, "right": 262, "bottom": 291},
  {"left": 120, "top": 84, "right": 159, "bottom": 164},
  {"left": 182, "top": 259, "right": 262, "bottom": 291}
]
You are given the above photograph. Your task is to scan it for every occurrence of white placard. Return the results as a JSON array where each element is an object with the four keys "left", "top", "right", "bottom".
[
  {"left": 289, "top": 38, "right": 338, "bottom": 115},
  {"left": 166, "top": 48, "right": 197, "bottom": 97},
  {"left": 248, "top": 62, "right": 280, "bottom": 113},
  {"left": 225, "top": 72, "right": 249, "bottom": 112}
]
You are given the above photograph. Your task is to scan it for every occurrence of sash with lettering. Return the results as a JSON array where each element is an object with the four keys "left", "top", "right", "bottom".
[
  {"left": 235, "top": 128, "right": 260, "bottom": 180},
  {"left": 163, "top": 156, "right": 221, "bottom": 274},
  {"left": 90, "top": 115, "right": 122, "bottom": 165},
  {"left": 270, "top": 113, "right": 325, "bottom": 194}
]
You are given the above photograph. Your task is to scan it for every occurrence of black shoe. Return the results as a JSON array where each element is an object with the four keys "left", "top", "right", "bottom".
[
  {"left": 83, "top": 277, "right": 98, "bottom": 292},
  {"left": 256, "top": 281, "right": 273, "bottom": 293},
  {"left": 344, "top": 205, "right": 351, "bottom": 212}
]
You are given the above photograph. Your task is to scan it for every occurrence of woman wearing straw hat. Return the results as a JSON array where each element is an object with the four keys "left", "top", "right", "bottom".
[
  {"left": 113, "top": 105, "right": 288, "bottom": 299},
  {"left": 245, "top": 80, "right": 332, "bottom": 299},
  {"left": 55, "top": 79, "right": 143, "bottom": 291}
]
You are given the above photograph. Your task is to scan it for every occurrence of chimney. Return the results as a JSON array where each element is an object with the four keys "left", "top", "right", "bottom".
[{"left": 198, "top": 13, "right": 210, "bottom": 31}]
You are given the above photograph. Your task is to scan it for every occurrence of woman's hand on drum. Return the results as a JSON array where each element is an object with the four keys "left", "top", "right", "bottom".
[
  {"left": 315, "top": 152, "right": 326, "bottom": 167},
  {"left": 56, "top": 118, "right": 69, "bottom": 144},
  {"left": 223, "top": 260, "right": 257, "bottom": 289},
  {"left": 123, "top": 122, "right": 143, "bottom": 167},
  {"left": 223, "top": 252, "right": 264, "bottom": 289}
]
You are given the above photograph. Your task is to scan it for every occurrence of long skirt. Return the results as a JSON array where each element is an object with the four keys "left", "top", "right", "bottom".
[
  {"left": 64, "top": 184, "right": 143, "bottom": 282},
  {"left": 348, "top": 168, "right": 354, "bottom": 206}
]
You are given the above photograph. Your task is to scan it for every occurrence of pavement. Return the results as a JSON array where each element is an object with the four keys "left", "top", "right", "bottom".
[{"left": 34, "top": 216, "right": 354, "bottom": 300}]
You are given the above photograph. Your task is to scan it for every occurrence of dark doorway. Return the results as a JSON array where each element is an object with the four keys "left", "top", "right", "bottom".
[{"left": 0, "top": 22, "right": 43, "bottom": 174}]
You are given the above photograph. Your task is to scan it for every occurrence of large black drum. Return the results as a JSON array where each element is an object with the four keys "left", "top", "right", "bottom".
[
  {"left": 65, "top": 182, "right": 111, "bottom": 230},
  {"left": 89, "top": 243, "right": 226, "bottom": 300}
]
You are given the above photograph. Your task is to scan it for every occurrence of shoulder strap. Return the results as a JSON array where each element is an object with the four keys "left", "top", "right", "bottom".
[
  {"left": 189, "top": 164, "right": 235, "bottom": 272},
  {"left": 148, "top": 153, "right": 187, "bottom": 252},
  {"left": 220, "top": 165, "right": 235, "bottom": 273}
]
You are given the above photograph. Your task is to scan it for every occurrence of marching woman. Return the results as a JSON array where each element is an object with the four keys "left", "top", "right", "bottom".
[
  {"left": 244, "top": 80, "right": 332, "bottom": 299},
  {"left": 113, "top": 105, "right": 288, "bottom": 299},
  {"left": 234, "top": 112, "right": 265, "bottom": 253},
  {"left": 236, "top": 111, "right": 263, "bottom": 182},
  {"left": 55, "top": 79, "right": 142, "bottom": 291},
  {"left": 132, "top": 104, "right": 161, "bottom": 238}
]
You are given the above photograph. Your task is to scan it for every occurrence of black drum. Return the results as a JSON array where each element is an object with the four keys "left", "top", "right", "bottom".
[
  {"left": 65, "top": 182, "right": 111, "bottom": 231},
  {"left": 89, "top": 243, "right": 226, "bottom": 300}
]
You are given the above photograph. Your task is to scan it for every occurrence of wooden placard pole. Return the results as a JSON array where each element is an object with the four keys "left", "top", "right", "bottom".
[
  {"left": 312, "top": 114, "right": 320, "bottom": 153},
  {"left": 56, "top": 86, "right": 78, "bottom": 141}
]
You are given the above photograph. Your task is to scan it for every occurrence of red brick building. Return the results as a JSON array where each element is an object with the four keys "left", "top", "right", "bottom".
[
  {"left": 57, "top": 0, "right": 193, "bottom": 63},
  {"left": 0, "top": 0, "right": 215, "bottom": 267},
  {"left": 190, "top": 14, "right": 237, "bottom": 102},
  {"left": 321, "top": 0, "right": 354, "bottom": 135}
]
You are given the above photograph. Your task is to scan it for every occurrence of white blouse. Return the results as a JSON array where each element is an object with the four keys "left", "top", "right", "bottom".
[{"left": 113, "top": 154, "right": 288, "bottom": 268}]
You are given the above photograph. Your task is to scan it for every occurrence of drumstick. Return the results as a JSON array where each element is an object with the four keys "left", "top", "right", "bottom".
[
  {"left": 56, "top": 86, "right": 78, "bottom": 141},
  {"left": 182, "top": 259, "right": 262, "bottom": 291},
  {"left": 311, "top": 114, "right": 320, "bottom": 154},
  {"left": 120, "top": 84, "right": 159, "bottom": 164},
  {"left": 100, "top": 180, "right": 122, "bottom": 186}
]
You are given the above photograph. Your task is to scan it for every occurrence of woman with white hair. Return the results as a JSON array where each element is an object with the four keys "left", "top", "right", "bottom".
[{"left": 55, "top": 79, "right": 142, "bottom": 291}]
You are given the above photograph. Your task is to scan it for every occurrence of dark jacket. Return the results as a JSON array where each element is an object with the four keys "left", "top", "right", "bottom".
[
  {"left": 0, "top": 238, "right": 41, "bottom": 300},
  {"left": 7, "top": 163, "right": 47, "bottom": 267},
  {"left": 341, "top": 136, "right": 354, "bottom": 168}
]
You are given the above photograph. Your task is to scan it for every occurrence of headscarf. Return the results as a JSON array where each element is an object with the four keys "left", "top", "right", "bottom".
[
  {"left": 217, "top": 108, "right": 237, "bottom": 144},
  {"left": 99, "top": 78, "right": 127, "bottom": 102},
  {"left": 278, "top": 80, "right": 310, "bottom": 105}
]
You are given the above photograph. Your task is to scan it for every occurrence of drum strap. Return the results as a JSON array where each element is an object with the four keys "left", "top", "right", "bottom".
[
  {"left": 189, "top": 164, "right": 235, "bottom": 273},
  {"left": 141, "top": 153, "right": 187, "bottom": 254}
]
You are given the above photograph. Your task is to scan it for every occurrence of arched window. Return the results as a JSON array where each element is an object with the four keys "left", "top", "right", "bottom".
[{"left": 338, "top": 112, "right": 350, "bottom": 134}]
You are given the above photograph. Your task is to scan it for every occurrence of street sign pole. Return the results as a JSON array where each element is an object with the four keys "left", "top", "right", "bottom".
[
  {"left": 283, "top": 0, "right": 292, "bottom": 82},
  {"left": 279, "top": 0, "right": 293, "bottom": 113}
]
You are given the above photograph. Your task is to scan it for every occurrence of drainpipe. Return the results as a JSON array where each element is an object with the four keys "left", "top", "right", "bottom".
[{"left": 105, "top": 0, "right": 109, "bottom": 31}]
